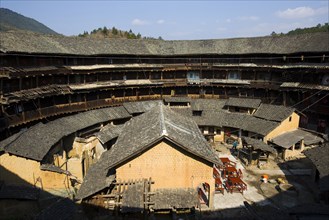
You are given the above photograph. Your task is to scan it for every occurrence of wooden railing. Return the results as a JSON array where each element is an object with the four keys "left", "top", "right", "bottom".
[
  {"left": 4, "top": 93, "right": 226, "bottom": 127},
  {"left": 5, "top": 95, "right": 164, "bottom": 127}
]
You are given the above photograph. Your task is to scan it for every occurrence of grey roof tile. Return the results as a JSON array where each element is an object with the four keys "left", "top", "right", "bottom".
[
  {"left": 253, "top": 104, "right": 295, "bottom": 122},
  {"left": 34, "top": 198, "right": 77, "bottom": 220},
  {"left": 121, "top": 182, "right": 144, "bottom": 213},
  {"left": 77, "top": 104, "right": 220, "bottom": 199},
  {"left": 304, "top": 143, "right": 329, "bottom": 191},
  {"left": 288, "top": 203, "right": 329, "bottom": 216},
  {"left": 0, "top": 184, "right": 40, "bottom": 200},
  {"left": 152, "top": 188, "right": 198, "bottom": 210},
  {"left": 170, "top": 108, "right": 193, "bottom": 117},
  {"left": 123, "top": 100, "right": 163, "bottom": 114},
  {"left": 225, "top": 97, "right": 261, "bottom": 109},
  {"left": 0, "top": 130, "right": 24, "bottom": 152},
  {"left": 0, "top": 106, "right": 131, "bottom": 161},
  {"left": 164, "top": 97, "right": 191, "bottom": 103},
  {"left": 1, "top": 31, "right": 328, "bottom": 55},
  {"left": 96, "top": 124, "right": 124, "bottom": 144},
  {"left": 191, "top": 99, "right": 226, "bottom": 111},
  {"left": 242, "top": 136, "right": 277, "bottom": 154},
  {"left": 192, "top": 110, "right": 278, "bottom": 136},
  {"left": 75, "top": 161, "right": 115, "bottom": 200},
  {"left": 40, "top": 164, "right": 71, "bottom": 175},
  {"left": 107, "top": 104, "right": 220, "bottom": 168},
  {"left": 270, "top": 129, "right": 324, "bottom": 148}
]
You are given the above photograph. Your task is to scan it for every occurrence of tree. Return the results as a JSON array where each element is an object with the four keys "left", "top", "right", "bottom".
[
  {"left": 78, "top": 31, "right": 89, "bottom": 37},
  {"left": 112, "top": 26, "right": 118, "bottom": 35},
  {"left": 102, "top": 26, "right": 108, "bottom": 35}
]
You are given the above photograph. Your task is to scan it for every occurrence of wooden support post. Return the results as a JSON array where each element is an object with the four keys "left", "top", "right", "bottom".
[
  {"left": 37, "top": 98, "right": 41, "bottom": 117},
  {"left": 19, "top": 78, "right": 22, "bottom": 91},
  {"left": 283, "top": 91, "right": 287, "bottom": 106}
]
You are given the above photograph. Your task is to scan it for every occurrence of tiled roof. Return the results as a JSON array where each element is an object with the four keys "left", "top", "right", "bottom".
[
  {"left": 123, "top": 100, "right": 163, "bottom": 114},
  {"left": 164, "top": 96, "right": 191, "bottom": 103},
  {"left": 0, "top": 184, "right": 40, "bottom": 200},
  {"left": 0, "top": 106, "right": 131, "bottom": 161},
  {"left": 191, "top": 110, "right": 278, "bottom": 136},
  {"left": 0, "top": 130, "right": 24, "bottom": 152},
  {"left": 288, "top": 203, "right": 329, "bottom": 216},
  {"left": 152, "top": 188, "right": 198, "bottom": 210},
  {"left": 106, "top": 104, "right": 220, "bottom": 168},
  {"left": 40, "top": 164, "right": 71, "bottom": 175},
  {"left": 192, "top": 110, "right": 226, "bottom": 127},
  {"left": 253, "top": 104, "right": 295, "bottom": 122},
  {"left": 170, "top": 108, "right": 193, "bottom": 117},
  {"left": 75, "top": 162, "right": 115, "bottom": 200},
  {"left": 191, "top": 99, "right": 226, "bottom": 111},
  {"left": 1, "top": 31, "right": 328, "bottom": 55},
  {"left": 96, "top": 124, "right": 124, "bottom": 144},
  {"left": 77, "top": 104, "right": 220, "bottom": 199},
  {"left": 121, "top": 182, "right": 144, "bottom": 213},
  {"left": 270, "top": 129, "right": 324, "bottom": 149},
  {"left": 225, "top": 97, "right": 261, "bottom": 109},
  {"left": 304, "top": 143, "right": 329, "bottom": 191},
  {"left": 242, "top": 136, "right": 277, "bottom": 154},
  {"left": 34, "top": 198, "right": 77, "bottom": 220}
]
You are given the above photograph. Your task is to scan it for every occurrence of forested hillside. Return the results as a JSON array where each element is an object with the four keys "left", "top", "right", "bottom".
[
  {"left": 0, "top": 8, "right": 58, "bottom": 35},
  {"left": 78, "top": 26, "right": 163, "bottom": 40},
  {"left": 271, "top": 23, "right": 328, "bottom": 36}
]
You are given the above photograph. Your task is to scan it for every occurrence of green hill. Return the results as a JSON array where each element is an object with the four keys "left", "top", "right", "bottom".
[{"left": 0, "top": 8, "right": 58, "bottom": 35}]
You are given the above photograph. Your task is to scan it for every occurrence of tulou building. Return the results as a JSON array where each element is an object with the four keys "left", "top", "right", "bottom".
[
  {"left": 0, "top": 31, "right": 328, "bottom": 216},
  {"left": 0, "top": 31, "right": 328, "bottom": 137}
]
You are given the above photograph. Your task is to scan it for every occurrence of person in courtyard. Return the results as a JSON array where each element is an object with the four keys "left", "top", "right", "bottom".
[{"left": 232, "top": 140, "right": 238, "bottom": 151}]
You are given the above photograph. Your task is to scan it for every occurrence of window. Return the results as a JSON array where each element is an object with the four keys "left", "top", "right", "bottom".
[
  {"left": 294, "top": 142, "right": 301, "bottom": 150},
  {"left": 193, "top": 111, "right": 202, "bottom": 116},
  {"left": 228, "top": 72, "right": 241, "bottom": 80},
  {"left": 289, "top": 116, "right": 292, "bottom": 122}
]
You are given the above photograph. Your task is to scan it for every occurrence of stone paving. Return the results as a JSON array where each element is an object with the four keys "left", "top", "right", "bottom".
[{"left": 212, "top": 142, "right": 317, "bottom": 212}]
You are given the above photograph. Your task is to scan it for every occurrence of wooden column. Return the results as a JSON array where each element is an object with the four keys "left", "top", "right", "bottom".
[
  {"left": 249, "top": 150, "right": 252, "bottom": 166},
  {"left": 19, "top": 78, "right": 22, "bottom": 90},
  {"left": 283, "top": 91, "right": 287, "bottom": 106}
]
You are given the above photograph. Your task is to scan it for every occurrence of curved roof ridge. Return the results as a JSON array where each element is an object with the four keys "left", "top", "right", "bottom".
[{"left": 1, "top": 31, "right": 328, "bottom": 55}]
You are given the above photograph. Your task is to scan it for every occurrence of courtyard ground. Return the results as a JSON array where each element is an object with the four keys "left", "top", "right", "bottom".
[{"left": 208, "top": 142, "right": 319, "bottom": 219}]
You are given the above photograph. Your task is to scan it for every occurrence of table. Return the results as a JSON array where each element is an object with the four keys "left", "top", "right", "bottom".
[
  {"left": 215, "top": 178, "right": 224, "bottom": 194},
  {"left": 219, "top": 157, "right": 236, "bottom": 168},
  {"left": 223, "top": 166, "right": 238, "bottom": 178},
  {"left": 225, "top": 177, "right": 247, "bottom": 193}
]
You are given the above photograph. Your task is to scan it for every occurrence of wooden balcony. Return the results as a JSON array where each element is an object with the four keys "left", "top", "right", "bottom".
[{"left": 5, "top": 95, "right": 162, "bottom": 127}]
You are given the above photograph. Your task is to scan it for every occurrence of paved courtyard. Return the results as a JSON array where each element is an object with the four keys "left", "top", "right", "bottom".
[{"left": 212, "top": 142, "right": 318, "bottom": 216}]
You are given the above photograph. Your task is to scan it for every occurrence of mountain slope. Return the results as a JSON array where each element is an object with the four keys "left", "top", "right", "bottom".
[{"left": 0, "top": 8, "right": 58, "bottom": 35}]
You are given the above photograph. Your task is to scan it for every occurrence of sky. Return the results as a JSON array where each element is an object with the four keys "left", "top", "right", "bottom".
[{"left": 1, "top": 0, "right": 328, "bottom": 40}]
